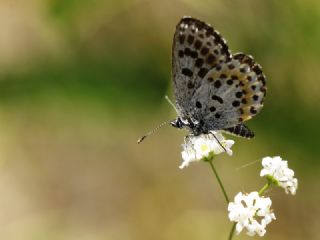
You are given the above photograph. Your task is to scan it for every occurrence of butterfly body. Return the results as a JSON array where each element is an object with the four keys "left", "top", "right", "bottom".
[{"left": 171, "top": 17, "right": 266, "bottom": 139}]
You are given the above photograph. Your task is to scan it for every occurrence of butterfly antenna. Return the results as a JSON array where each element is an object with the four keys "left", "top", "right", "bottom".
[
  {"left": 137, "top": 119, "right": 174, "bottom": 144},
  {"left": 165, "top": 95, "right": 179, "bottom": 113}
]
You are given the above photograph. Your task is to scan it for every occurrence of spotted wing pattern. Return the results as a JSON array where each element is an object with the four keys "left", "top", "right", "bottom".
[
  {"left": 172, "top": 17, "right": 231, "bottom": 119},
  {"left": 191, "top": 53, "right": 266, "bottom": 130}
]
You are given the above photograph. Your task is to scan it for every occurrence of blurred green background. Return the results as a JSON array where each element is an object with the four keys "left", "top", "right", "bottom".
[{"left": 0, "top": 0, "right": 319, "bottom": 239}]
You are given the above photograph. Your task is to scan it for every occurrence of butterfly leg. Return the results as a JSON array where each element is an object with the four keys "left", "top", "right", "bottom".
[
  {"left": 184, "top": 134, "right": 193, "bottom": 146},
  {"left": 209, "top": 132, "right": 227, "bottom": 153}
]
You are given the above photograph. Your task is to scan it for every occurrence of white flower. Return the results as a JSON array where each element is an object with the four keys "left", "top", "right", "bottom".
[
  {"left": 228, "top": 192, "right": 276, "bottom": 237},
  {"left": 260, "top": 156, "right": 298, "bottom": 195},
  {"left": 180, "top": 142, "right": 197, "bottom": 169},
  {"left": 179, "top": 131, "right": 234, "bottom": 169}
]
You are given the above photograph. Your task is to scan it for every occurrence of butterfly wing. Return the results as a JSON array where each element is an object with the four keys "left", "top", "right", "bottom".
[
  {"left": 172, "top": 17, "right": 231, "bottom": 119},
  {"left": 191, "top": 53, "right": 267, "bottom": 130}
]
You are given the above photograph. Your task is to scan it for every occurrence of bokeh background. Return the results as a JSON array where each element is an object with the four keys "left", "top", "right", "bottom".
[{"left": 0, "top": 0, "right": 319, "bottom": 239}]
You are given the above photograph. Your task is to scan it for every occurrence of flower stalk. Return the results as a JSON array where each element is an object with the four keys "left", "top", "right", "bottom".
[
  {"left": 259, "top": 182, "right": 271, "bottom": 196},
  {"left": 208, "top": 159, "right": 230, "bottom": 204},
  {"left": 228, "top": 223, "right": 236, "bottom": 240}
]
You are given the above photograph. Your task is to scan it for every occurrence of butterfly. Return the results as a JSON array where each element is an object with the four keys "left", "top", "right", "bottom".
[{"left": 138, "top": 17, "right": 266, "bottom": 143}]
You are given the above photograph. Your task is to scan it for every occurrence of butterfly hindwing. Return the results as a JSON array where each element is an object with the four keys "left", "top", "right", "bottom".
[
  {"left": 190, "top": 52, "right": 266, "bottom": 130},
  {"left": 172, "top": 17, "right": 231, "bottom": 119}
]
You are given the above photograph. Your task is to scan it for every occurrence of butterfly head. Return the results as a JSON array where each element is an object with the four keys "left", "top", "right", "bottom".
[
  {"left": 171, "top": 117, "right": 205, "bottom": 136},
  {"left": 170, "top": 118, "right": 184, "bottom": 129}
]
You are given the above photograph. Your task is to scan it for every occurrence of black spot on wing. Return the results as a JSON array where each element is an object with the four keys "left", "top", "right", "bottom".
[
  {"left": 235, "top": 92, "right": 243, "bottom": 98},
  {"left": 250, "top": 106, "right": 257, "bottom": 114},
  {"left": 200, "top": 47, "right": 209, "bottom": 55},
  {"left": 209, "top": 106, "right": 216, "bottom": 112},
  {"left": 194, "top": 40, "right": 202, "bottom": 49},
  {"left": 211, "top": 95, "right": 223, "bottom": 104},
  {"left": 227, "top": 79, "right": 233, "bottom": 85},
  {"left": 179, "top": 34, "right": 185, "bottom": 44},
  {"left": 214, "top": 80, "right": 222, "bottom": 88},
  {"left": 195, "top": 58, "right": 204, "bottom": 67},
  {"left": 187, "top": 35, "right": 194, "bottom": 44},
  {"left": 198, "top": 68, "right": 208, "bottom": 78},
  {"left": 196, "top": 101, "right": 202, "bottom": 108},
  {"left": 206, "top": 54, "right": 216, "bottom": 64},
  {"left": 182, "top": 68, "right": 193, "bottom": 77},
  {"left": 232, "top": 101, "right": 240, "bottom": 107}
]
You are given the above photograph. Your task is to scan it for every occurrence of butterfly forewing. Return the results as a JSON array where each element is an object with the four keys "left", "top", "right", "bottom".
[{"left": 172, "top": 17, "right": 231, "bottom": 119}]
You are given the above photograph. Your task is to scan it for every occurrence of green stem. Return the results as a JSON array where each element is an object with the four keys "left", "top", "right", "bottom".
[
  {"left": 208, "top": 160, "right": 233, "bottom": 239},
  {"left": 258, "top": 182, "right": 271, "bottom": 196},
  {"left": 228, "top": 223, "right": 236, "bottom": 240},
  {"left": 208, "top": 160, "right": 230, "bottom": 204}
]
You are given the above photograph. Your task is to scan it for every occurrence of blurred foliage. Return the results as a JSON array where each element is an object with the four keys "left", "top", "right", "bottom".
[
  {"left": 49, "top": 0, "right": 98, "bottom": 21},
  {"left": 0, "top": 53, "right": 167, "bottom": 109}
]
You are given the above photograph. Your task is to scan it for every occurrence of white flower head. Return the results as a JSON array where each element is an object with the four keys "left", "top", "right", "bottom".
[
  {"left": 179, "top": 131, "right": 234, "bottom": 169},
  {"left": 260, "top": 156, "right": 298, "bottom": 195},
  {"left": 228, "top": 192, "right": 276, "bottom": 237}
]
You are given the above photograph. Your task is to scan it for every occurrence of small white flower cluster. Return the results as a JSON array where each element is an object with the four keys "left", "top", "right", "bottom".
[
  {"left": 260, "top": 156, "right": 298, "bottom": 195},
  {"left": 228, "top": 156, "right": 298, "bottom": 237},
  {"left": 179, "top": 132, "right": 234, "bottom": 169},
  {"left": 228, "top": 192, "right": 276, "bottom": 237}
]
